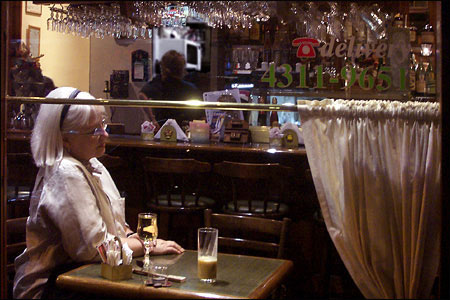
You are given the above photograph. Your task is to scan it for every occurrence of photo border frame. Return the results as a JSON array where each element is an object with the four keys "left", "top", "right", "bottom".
[
  {"left": 25, "top": 1, "right": 42, "bottom": 16},
  {"left": 27, "top": 25, "right": 41, "bottom": 58}
]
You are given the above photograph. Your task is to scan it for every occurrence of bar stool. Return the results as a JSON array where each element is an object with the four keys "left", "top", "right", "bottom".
[
  {"left": 98, "top": 154, "right": 129, "bottom": 197},
  {"left": 213, "top": 161, "right": 292, "bottom": 219},
  {"left": 142, "top": 156, "right": 216, "bottom": 249}
]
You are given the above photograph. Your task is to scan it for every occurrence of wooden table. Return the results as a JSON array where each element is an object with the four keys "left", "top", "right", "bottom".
[{"left": 56, "top": 250, "right": 293, "bottom": 299}]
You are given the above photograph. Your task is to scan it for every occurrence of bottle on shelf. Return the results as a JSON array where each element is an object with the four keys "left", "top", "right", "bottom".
[
  {"left": 280, "top": 29, "right": 290, "bottom": 66},
  {"left": 224, "top": 51, "right": 232, "bottom": 76},
  {"left": 318, "top": 15, "right": 328, "bottom": 43},
  {"left": 13, "top": 104, "right": 28, "bottom": 130},
  {"left": 343, "top": 13, "right": 353, "bottom": 41},
  {"left": 415, "top": 60, "right": 426, "bottom": 96},
  {"left": 269, "top": 97, "right": 279, "bottom": 127},
  {"left": 421, "top": 23, "right": 435, "bottom": 46},
  {"left": 355, "top": 22, "right": 366, "bottom": 44},
  {"left": 342, "top": 56, "right": 353, "bottom": 90},
  {"left": 409, "top": 25, "right": 418, "bottom": 46},
  {"left": 409, "top": 51, "right": 417, "bottom": 97},
  {"left": 393, "top": 13, "right": 404, "bottom": 28},
  {"left": 271, "top": 26, "right": 282, "bottom": 68},
  {"left": 263, "top": 30, "right": 272, "bottom": 63},
  {"left": 249, "top": 20, "right": 261, "bottom": 42},
  {"left": 377, "top": 56, "right": 390, "bottom": 90},
  {"left": 425, "top": 62, "right": 436, "bottom": 96},
  {"left": 8, "top": 109, "right": 16, "bottom": 129},
  {"left": 257, "top": 96, "right": 268, "bottom": 126},
  {"left": 103, "top": 80, "right": 110, "bottom": 99}
]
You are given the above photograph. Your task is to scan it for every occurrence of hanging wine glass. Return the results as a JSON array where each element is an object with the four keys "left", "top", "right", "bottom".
[
  {"left": 47, "top": 6, "right": 55, "bottom": 31},
  {"left": 52, "top": 10, "right": 59, "bottom": 31},
  {"left": 58, "top": 5, "right": 66, "bottom": 33}
]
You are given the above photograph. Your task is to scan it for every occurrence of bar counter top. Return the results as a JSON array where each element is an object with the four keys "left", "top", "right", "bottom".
[
  {"left": 106, "top": 134, "right": 307, "bottom": 156},
  {"left": 7, "top": 130, "right": 307, "bottom": 156}
]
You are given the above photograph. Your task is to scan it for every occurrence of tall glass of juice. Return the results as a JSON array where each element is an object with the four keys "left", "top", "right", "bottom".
[{"left": 197, "top": 227, "right": 218, "bottom": 283}]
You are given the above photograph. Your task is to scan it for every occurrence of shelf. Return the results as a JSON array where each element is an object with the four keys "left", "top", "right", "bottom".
[{"left": 251, "top": 88, "right": 410, "bottom": 102}]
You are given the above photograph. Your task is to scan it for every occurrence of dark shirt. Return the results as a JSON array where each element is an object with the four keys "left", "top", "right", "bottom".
[{"left": 140, "top": 75, "right": 205, "bottom": 127}]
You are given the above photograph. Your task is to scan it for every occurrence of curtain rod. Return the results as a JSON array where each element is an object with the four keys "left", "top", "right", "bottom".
[{"left": 6, "top": 96, "right": 299, "bottom": 112}]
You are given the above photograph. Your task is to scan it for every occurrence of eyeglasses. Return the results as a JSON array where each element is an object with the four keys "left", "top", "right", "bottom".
[{"left": 63, "top": 119, "right": 108, "bottom": 136}]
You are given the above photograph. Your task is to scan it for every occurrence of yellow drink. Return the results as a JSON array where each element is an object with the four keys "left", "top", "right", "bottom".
[{"left": 198, "top": 256, "right": 217, "bottom": 281}]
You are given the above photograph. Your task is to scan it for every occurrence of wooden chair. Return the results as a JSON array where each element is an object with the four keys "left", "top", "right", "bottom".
[
  {"left": 7, "top": 153, "right": 38, "bottom": 219},
  {"left": 204, "top": 208, "right": 291, "bottom": 298},
  {"left": 204, "top": 208, "right": 290, "bottom": 259},
  {"left": 142, "top": 157, "right": 216, "bottom": 249},
  {"left": 213, "top": 161, "right": 292, "bottom": 219}
]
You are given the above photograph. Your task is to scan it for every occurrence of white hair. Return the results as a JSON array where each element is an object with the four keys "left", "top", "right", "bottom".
[{"left": 31, "top": 87, "right": 106, "bottom": 167}]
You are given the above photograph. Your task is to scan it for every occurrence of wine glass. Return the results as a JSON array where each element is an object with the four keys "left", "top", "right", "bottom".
[{"left": 137, "top": 213, "right": 158, "bottom": 271}]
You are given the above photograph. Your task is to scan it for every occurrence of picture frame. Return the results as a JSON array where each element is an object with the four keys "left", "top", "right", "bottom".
[
  {"left": 25, "top": 1, "right": 42, "bottom": 16},
  {"left": 27, "top": 26, "right": 40, "bottom": 58},
  {"left": 410, "top": 1, "right": 428, "bottom": 9}
]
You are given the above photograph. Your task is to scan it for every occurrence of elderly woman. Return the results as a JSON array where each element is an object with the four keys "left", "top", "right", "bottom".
[{"left": 13, "top": 87, "right": 184, "bottom": 299}]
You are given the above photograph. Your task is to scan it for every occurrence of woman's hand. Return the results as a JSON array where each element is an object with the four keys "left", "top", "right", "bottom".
[{"left": 152, "top": 239, "right": 184, "bottom": 255}]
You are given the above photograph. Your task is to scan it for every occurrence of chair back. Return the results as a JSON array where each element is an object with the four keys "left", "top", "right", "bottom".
[
  {"left": 7, "top": 153, "right": 38, "bottom": 218},
  {"left": 142, "top": 157, "right": 214, "bottom": 248},
  {"left": 142, "top": 156, "right": 212, "bottom": 209},
  {"left": 213, "top": 161, "right": 292, "bottom": 218},
  {"left": 204, "top": 209, "right": 290, "bottom": 258},
  {"left": 98, "top": 154, "right": 129, "bottom": 197},
  {"left": 6, "top": 217, "right": 28, "bottom": 292}
]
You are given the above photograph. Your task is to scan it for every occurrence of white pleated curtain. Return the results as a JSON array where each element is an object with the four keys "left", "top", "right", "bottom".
[{"left": 298, "top": 99, "right": 441, "bottom": 299}]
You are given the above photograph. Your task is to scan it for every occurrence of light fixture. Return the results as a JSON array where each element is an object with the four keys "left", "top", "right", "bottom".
[{"left": 420, "top": 43, "right": 433, "bottom": 57}]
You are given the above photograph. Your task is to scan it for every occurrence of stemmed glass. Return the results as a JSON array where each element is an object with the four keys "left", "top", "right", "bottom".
[
  {"left": 52, "top": 10, "right": 59, "bottom": 32},
  {"left": 47, "top": 6, "right": 55, "bottom": 31},
  {"left": 137, "top": 213, "right": 158, "bottom": 271}
]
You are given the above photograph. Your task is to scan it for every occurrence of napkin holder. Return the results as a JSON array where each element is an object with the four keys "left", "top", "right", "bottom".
[
  {"left": 101, "top": 263, "right": 132, "bottom": 281},
  {"left": 160, "top": 125, "right": 177, "bottom": 143},
  {"left": 223, "top": 119, "right": 249, "bottom": 144},
  {"left": 281, "top": 129, "right": 298, "bottom": 149},
  {"left": 101, "top": 237, "right": 132, "bottom": 281}
]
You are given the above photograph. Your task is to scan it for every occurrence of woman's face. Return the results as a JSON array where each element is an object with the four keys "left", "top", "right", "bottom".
[{"left": 63, "top": 114, "right": 108, "bottom": 162}]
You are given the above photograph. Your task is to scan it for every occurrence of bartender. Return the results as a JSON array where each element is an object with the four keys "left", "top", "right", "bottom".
[{"left": 139, "top": 50, "right": 205, "bottom": 131}]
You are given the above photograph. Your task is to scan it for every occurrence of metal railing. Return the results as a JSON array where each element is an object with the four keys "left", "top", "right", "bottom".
[{"left": 5, "top": 96, "right": 300, "bottom": 112}]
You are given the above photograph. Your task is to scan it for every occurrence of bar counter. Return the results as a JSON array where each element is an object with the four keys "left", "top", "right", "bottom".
[
  {"left": 7, "top": 130, "right": 309, "bottom": 172},
  {"left": 104, "top": 134, "right": 307, "bottom": 156},
  {"left": 6, "top": 129, "right": 316, "bottom": 222},
  {"left": 7, "top": 130, "right": 306, "bottom": 155}
]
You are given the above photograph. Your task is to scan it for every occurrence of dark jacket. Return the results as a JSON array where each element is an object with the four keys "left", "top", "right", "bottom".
[{"left": 140, "top": 75, "right": 205, "bottom": 127}]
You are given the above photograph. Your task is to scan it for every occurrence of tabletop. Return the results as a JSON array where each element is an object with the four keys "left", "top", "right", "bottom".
[{"left": 56, "top": 250, "right": 293, "bottom": 299}]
